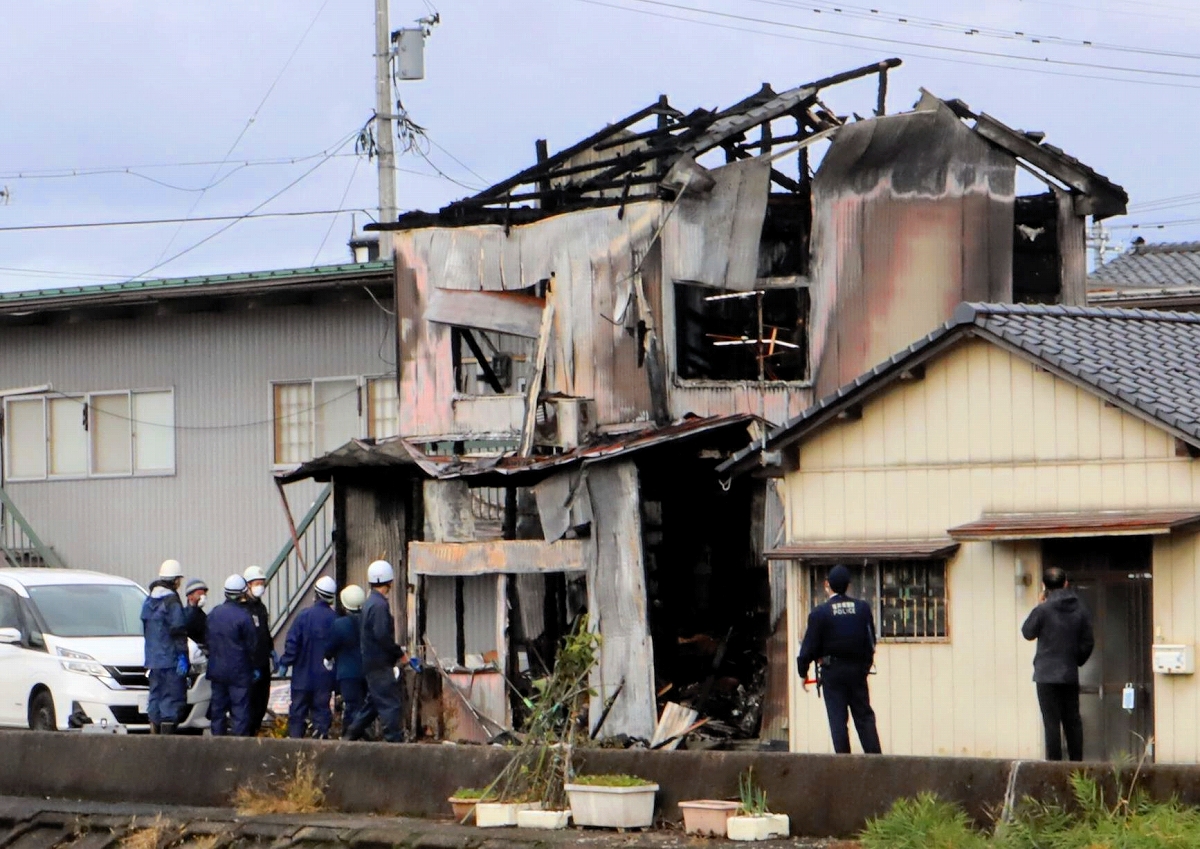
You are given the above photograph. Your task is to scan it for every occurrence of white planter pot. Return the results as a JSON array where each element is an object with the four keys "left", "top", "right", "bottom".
[
  {"left": 727, "top": 814, "right": 789, "bottom": 841},
  {"left": 475, "top": 801, "right": 542, "bottom": 828},
  {"left": 516, "top": 809, "right": 571, "bottom": 830},
  {"left": 564, "top": 783, "right": 659, "bottom": 829}
]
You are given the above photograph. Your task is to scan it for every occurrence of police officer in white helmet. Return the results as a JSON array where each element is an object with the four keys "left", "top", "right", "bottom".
[
  {"left": 241, "top": 565, "right": 274, "bottom": 735},
  {"left": 345, "top": 560, "right": 415, "bottom": 742}
]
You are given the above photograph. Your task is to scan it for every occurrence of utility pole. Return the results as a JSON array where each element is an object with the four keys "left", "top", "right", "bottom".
[{"left": 375, "top": 0, "right": 397, "bottom": 259}]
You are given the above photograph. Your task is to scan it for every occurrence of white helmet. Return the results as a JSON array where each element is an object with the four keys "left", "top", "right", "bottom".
[
  {"left": 224, "top": 574, "right": 248, "bottom": 598},
  {"left": 367, "top": 559, "right": 395, "bottom": 585},
  {"left": 315, "top": 575, "right": 337, "bottom": 601},
  {"left": 340, "top": 584, "right": 366, "bottom": 611},
  {"left": 243, "top": 565, "right": 266, "bottom": 583},
  {"left": 158, "top": 559, "right": 184, "bottom": 580}
]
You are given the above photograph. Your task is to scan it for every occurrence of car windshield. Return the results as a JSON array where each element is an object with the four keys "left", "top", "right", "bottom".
[{"left": 26, "top": 584, "right": 147, "bottom": 637}]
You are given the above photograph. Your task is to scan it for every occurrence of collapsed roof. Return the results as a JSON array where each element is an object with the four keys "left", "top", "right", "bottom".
[{"left": 372, "top": 58, "right": 1126, "bottom": 231}]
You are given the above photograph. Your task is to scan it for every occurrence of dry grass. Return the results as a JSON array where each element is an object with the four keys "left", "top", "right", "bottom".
[
  {"left": 184, "top": 835, "right": 223, "bottom": 849},
  {"left": 121, "top": 816, "right": 172, "bottom": 849},
  {"left": 233, "top": 754, "right": 327, "bottom": 816}
]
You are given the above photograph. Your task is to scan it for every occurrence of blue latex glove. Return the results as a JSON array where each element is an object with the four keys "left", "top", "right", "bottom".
[
  {"left": 408, "top": 656, "right": 423, "bottom": 672},
  {"left": 175, "top": 653, "right": 189, "bottom": 678},
  {"left": 253, "top": 669, "right": 262, "bottom": 682},
  {"left": 276, "top": 663, "right": 289, "bottom": 677}
]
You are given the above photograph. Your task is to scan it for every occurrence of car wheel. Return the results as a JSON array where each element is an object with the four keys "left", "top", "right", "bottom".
[{"left": 29, "top": 690, "right": 56, "bottom": 731}]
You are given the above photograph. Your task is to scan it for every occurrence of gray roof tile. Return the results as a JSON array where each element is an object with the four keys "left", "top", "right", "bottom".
[
  {"left": 1089, "top": 242, "right": 1200, "bottom": 290},
  {"left": 718, "top": 302, "right": 1200, "bottom": 475}
]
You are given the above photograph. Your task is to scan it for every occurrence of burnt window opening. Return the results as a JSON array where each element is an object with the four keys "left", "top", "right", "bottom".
[
  {"left": 1013, "top": 192, "right": 1062, "bottom": 305},
  {"left": 758, "top": 192, "right": 812, "bottom": 278},
  {"left": 674, "top": 283, "right": 810, "bottom": 382},
  {"left": 451, "top": 329, "right": 535, "bottom": 395}
]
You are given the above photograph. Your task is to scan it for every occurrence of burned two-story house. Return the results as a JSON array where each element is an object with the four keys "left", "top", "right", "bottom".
[{"left": 277, "top": 58, "right": 1127, "bottom": 745}]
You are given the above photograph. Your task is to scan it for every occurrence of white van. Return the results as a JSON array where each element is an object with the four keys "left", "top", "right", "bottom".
[{"left": 0, "top": 568, "right": 211, "bottom": 732}]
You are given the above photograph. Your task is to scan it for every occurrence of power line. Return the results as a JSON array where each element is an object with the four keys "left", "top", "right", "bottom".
[
  {"left": 618, "top": 0, "right": 1200, "bottom": 80},
  {"left": 0, "top": 206, "right": 371, "bottom": 234},
  {"left": 152, "top": 0, "right": 334, "bottom": 263},
  {"left": 573, "top": 0, "right": 1200, "bottom": 90},
  {"left": 126, "top": 131, "right": 359, "bottom": 281},
  {"left": 312, "top": 157, "right": 366, "bottom": 265},
  {"left": 749, "top": 0, "right": 1200, "bottom": 63}
]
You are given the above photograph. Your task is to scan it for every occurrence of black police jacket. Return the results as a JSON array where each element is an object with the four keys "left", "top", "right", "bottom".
[{"left": 796, "top": 593, "right": 876, "bottom": 679}]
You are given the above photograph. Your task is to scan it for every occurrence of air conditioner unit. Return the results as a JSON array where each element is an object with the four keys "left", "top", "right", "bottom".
[{"left": 534, "top": 397, "right": 598, "bottom": 451}]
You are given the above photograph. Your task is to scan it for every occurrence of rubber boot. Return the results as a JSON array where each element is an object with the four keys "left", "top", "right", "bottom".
[{"left": 159, "top": 722, "right": 176, "bottom": 735}]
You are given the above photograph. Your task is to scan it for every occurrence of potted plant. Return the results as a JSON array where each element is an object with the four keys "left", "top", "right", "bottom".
[
  {"left": 727, "top": 769, "right": 789, "bottom": 841},
  {"left": 679, "top": 799, "right": 742, "bottom": 837},
  {"left": 448, "top": 787, "right": 490, "bottom": 823},
  {"left": 564, "top": 774, "right": 659, "bottom": 829}
]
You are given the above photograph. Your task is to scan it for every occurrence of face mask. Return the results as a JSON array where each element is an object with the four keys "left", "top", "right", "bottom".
[
  {"left": 196, "top": 594, "right": 207, "bottom": 607},
  {"left": 250, "top": 584, "right": 265, "bottom": 598}
]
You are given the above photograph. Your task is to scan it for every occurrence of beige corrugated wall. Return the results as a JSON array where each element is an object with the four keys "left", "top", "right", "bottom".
[
  {"left": 0, "top": 298, "right": 397, "bottom": 599},
  {"left": 784, "top": 337, "right": 1200, "bottom": 762}
]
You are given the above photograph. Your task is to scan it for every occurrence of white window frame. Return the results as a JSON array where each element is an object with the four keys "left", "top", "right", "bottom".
[
  {"left": 269, "top": 374, "right": 399, "bottom": 470},
  {"left": 2, "top": 389, "right": 176, "bottom": 483}
]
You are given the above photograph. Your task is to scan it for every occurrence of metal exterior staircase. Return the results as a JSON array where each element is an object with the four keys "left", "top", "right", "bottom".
[
  {"left": 0, "top": 487, "right": 65, "bottom": 569},
  {"left": 265, "top": 484, "right": 334, "bottom": 639}
]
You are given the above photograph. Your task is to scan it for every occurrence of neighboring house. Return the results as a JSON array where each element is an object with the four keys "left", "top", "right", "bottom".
[
  {"left": 277, "top": 58, "right": 1128, "bottom": 743},
  {"left": 720, "top": 303, "right": 1200, "bottom": 763},
  {"left": 0, "top": 257, "right": 398, "bottom": 635},
  {"left": 1089, "top": 239, "right": 1200, "bottom": 310}
]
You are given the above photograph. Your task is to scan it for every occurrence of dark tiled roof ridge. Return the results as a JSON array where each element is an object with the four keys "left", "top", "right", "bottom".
[
  {"left": 1129, "top": 241, "right": 1200, "bottom": 255},
  {"left": 958, "top": 301, "right": 1200, "bottom": 323}
]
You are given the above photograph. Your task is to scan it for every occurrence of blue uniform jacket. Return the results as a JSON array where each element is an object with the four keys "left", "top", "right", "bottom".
[
  {"left": 141, "top": 581, "right": 187, "bottom": 670},
  {"left": 325, "top": 612, "right": 364, "bottom": 681},
  {"left": 205, "top": 600, "right": 258, "bottom": 687},
  {"left": 796, "top": 593, "right": 876, "bottom": 679},
  {"left": 280, "top": 599, "right": 336, "bottom": 691},
  {"left": 360, "top": 591, "right": 403, "bottom": 672}
]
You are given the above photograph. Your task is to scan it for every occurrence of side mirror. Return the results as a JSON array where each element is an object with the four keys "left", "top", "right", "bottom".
[{"left": 0, "top": 627, "right": 22, "bottom": 645}]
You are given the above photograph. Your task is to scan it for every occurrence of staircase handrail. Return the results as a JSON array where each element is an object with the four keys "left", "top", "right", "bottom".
[
  {"left": 0, "top": 486, "right": 66, "bottom": 568},
  {"left": 264, "top": 483, "right": 332, "bottom": 583}
]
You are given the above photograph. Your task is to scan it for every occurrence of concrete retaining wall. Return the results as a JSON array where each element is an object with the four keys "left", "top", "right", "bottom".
[{"left": 3, "top": 733, "right": 1200, "bottom": 838}]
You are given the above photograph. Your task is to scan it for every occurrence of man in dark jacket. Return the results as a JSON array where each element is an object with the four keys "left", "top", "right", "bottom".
[
  {"left": 206, "top": 575, "right": 259, "bottom": 737},
  {"left": 325, "top": 584, "right": 367, "bottom": 734},
  {"left": 345, "top": 561, "right": 411, "bottom": 743},
  {"left": 796, "top": 564, "right": 882, "bottom": 754},
  {"left": 183, "top": 579, "right": 208, "bottom": 650},
  {"left": 1022, "top": 567, "right": 1095, "bottom": 761},
  {"left": 242, "top": 565, "right": 275, "bottom": 735},
  {"left": 140, "top": 559, "right": 188, "bottom": 734},
  {"left": 279, "top": 576, "right": 338, "bottom": 738}
]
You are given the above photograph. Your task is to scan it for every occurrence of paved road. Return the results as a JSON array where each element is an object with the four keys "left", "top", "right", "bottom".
[{"left": 0, "top": 796, "right": 843, "bottom": 849}]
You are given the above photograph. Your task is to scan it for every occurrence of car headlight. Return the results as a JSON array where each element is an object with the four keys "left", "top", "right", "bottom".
[{"left": 56, "top": 648, "right": 111, "bottom": 678}]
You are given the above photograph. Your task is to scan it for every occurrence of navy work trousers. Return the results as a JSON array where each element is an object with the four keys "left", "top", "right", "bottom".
[
  {"left": 146, "top": 668, "right": 186, "bottom": 728},
  {"left": 338, "top": 677, "right": 367, "bottom": 733},
  {"left": 210, "top": 681, "right": 252, "bottom": 736},
  {"left": 289, "top": 686, "right": 333, "bottom": 738},
  {"left": 348, "top": 667, "right": 404, "bottom": 742},
  {"left": 820, "top": 662, "right": 882, "bottom": 754},
  {"left": 247, "top": 666, "right": 271, "bottom": 736},
  {"left": 1036, "top": 682, "right": 1084, "bottom": 762}
]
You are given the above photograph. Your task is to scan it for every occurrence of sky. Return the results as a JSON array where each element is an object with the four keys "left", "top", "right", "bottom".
[{"left": 2, "top": 0, "right": 1199, "bottom": 293}]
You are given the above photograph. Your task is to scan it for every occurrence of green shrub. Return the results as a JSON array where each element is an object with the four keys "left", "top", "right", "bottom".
[
  {"left": 569, "top": 774, "right": 655, "bottom": 787},
  {"left": 861, "top": 793, "right": 987, "bottom": 849}
]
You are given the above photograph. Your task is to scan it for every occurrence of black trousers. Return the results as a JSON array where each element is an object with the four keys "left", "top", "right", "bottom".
[
  {"left": 820, "top": 663, "right": 882, "bottom": 754},
  {"left": 247, "top": 666, "right": 272, "bottom": 736},
  {"left": 1036, "top": 682, "right": 1083, "bottom": 761}
]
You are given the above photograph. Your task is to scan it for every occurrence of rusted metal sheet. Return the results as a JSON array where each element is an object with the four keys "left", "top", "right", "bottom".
[
  {"left": 533, "top": 469, "right": 592, "bottom": 543},
  {"left": 409, "top": 539, "right": 587, "bottom": 576},
  {"left": 948, "top": 510, "right": 1200, "bottom": 541},
  {"left": 663, "top": 157, "right": 772, "bottom": 291},
  {"left": 423, "top": 480, "right": 476, "bottom": 543},
  {"left": 425, "top": 288, "right": 546, "bottom": 338},
  {"left": 767, "top": 540, "right": 961, "bottom": 561},
  {"left": 808, "top": 103, "right": 1015, "bottom": 398}
]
